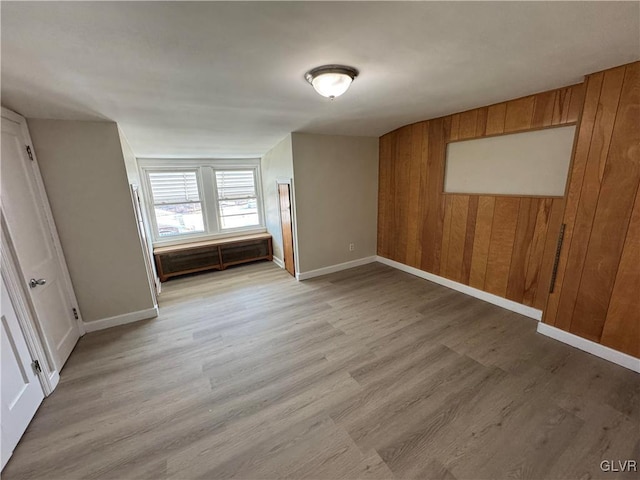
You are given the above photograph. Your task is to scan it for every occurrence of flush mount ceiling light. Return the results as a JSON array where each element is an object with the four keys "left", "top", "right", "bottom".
[{"left": 304, "top": 65, "right": 359, "bottom": 99}]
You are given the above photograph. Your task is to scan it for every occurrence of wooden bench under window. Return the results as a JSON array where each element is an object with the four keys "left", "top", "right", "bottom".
[{"left": 153, "top": 233, "right": 273, "bottom": 282}]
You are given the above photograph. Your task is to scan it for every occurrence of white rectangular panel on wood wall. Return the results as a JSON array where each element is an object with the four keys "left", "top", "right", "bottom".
[{"left": 444, "top": 125, "right": 576, "bottom": 196}]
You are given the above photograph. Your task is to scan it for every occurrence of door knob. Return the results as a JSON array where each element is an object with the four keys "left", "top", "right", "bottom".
[{"left": 29, "top": 278, "right": 46, "bottom": 289}]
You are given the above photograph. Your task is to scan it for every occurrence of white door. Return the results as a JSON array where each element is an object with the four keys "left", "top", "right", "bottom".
[
  {"left": 1, "top": 277, "right": 45, "bottom": 470},
  {"left": 1, "top": 114, "right": 80, "bottom": 370}
]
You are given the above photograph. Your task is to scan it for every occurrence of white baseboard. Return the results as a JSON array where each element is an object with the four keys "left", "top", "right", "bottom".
[
  {"left": 537, "top": 322, "right": 640, "bottom": 373},
  {"left": 272, "top": 256, "right": 285, "bottom": 269},
  {"left": 83, "top": 306, "right": 159, "bottom": 333},
  {"left": 376, "top": 256, "right": 638, "bottom": 372},
  {"left": 296, "top": 256, "right": 377, "bottom": 281},
  {"left": 375, "top": 256, "right": 543, "bottom": 320}
]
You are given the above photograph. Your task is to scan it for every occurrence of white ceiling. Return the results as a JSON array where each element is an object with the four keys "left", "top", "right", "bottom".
[{"left": 2, "top": 1, "right": 638, "bottom": 158}]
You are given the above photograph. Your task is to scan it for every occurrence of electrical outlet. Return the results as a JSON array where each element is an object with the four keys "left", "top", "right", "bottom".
[{"left": 349, "top": 243, "right": 355, "bottom": 251}]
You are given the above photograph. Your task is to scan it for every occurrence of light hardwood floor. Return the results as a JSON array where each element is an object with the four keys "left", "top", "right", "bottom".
[{"left": 4, "top": 262, "right": 639, "bottom": 479}]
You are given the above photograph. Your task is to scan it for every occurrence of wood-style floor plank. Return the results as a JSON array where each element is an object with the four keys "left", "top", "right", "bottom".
[{"left": 3, "top": 262, "right": 638, "bottom": 480}]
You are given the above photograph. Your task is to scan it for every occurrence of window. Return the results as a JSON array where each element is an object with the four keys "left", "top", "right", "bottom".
[
  {"left": 148, "top": 171, "right": 205, "bottom": 237},
  {"left": 215, "top": 170, "right": 259, "bottom": 229},
  {"left": 139, "top": 159, "right": 264, "bottom": 244}
]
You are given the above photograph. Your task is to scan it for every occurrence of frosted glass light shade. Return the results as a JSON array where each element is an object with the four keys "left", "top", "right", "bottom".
[
  {"left": 311, "top": 73, "right": 353, "bottom": 98},
  {"left": 305, "top": 65, "right": 359, "bottom": 99}
]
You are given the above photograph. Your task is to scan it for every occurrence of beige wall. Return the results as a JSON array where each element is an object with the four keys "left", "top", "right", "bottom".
[
  {"left": 291, "top": 133, "right": 378, "bottom": 272},
  {"left": 260, "top": 135, "right": 295, "bottom": 264},
  {"left": 28, "top": 120, "right": 155, "bottom": 323}
]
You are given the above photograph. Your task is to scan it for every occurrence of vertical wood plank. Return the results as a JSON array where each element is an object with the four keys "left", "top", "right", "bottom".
[
  {"left": 533, "top": 198, "right": 565, "bottom": 315},
  {"left": 405, "top": 123, "right": 424, "bottom": 267},
  {"left": 567, "top": 83, "right": 586, "bottom": 123},
  {"left": 552, "top": 86, "right": 573, "bottom": 125},
  {"left": 458, "top": 110, "right": 478, "bottom": 140},
  {"left": 600, "top": 187, "right": 640, "bottom": 357},
  {"left": 387, "top": 131, "right": 399, "bottom": 260},
  {"left": 506, "top": 198, "right": 538, "bottom": 303},
  {"left": 461, "top": 196, "right": 479, "bottom": 285},
  {"left": 469, "top": 196, "right": 495, "bottom": 289},
  {"left": 420, "top": 117, "right": 447, "bottom": 273},
  {"left": 543, "top": 72, "right": 605, "bottom": 326},
  {"left": 377, "top": 134, "right": 391, "bottom": 257},
  {"left": 570, "top": 63, "right": 639, "bottom": 341},
  {"left": 475, "top": 107, "right": 488, "bottom": 137},
  {"left": 484, "top": 198, "right": 520, "bottom": 297},
  {"left": 554, "top": 66, "right": 626, "bottom": 332},
  {"left": 504, "top": 96, "right": 535, "bottom": 132},
  {"left": 444, "top": 195, "right": 470, "bottom": 282},
  {"left": 485, "top": 103, "right": 507, "bottom": 135},
  {"left": 531, "top": 90, "right": 557, "bottom": 128},
  {"left": 393, "top": 126, "right": 412, "bottom": 264},
  {"left": 439, "top": 195, "right": 454, "bottom": 278},
  {"left": 522, "top": 198, "right": 553, "bottom": 307},
  {"left": 449, "top": 114, "right": 461, "bottom": 142},
  {"left": 415, "top": 122, "right": 430, "bottom": 268}
]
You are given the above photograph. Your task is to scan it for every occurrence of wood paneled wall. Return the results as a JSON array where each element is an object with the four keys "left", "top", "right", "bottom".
[
  {"left": 378, "top": 83, "right": 585, "bottom": 310},
  {"left": 543, "top": 62, "right": 640, "bottom": 357}
]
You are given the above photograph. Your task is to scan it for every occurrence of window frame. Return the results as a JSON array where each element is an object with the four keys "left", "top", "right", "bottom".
[
  {"left": 138, "top": 158, "right": 265, "bottom": 246},
  {"left": 213, "top": 168, "right": 261, "bottom": 231},
  {"left": 145, "top": 167, "right": 208, "bottom": 240}
]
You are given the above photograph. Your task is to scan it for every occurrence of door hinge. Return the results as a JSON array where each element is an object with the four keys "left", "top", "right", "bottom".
[
  {"left": 549, "top": 223, "right": 566, "bottom": 293},
  {"left": 72, "top": 307, "right": 79, "bottom": 320},
  {"left": 26, "top": 145, "right": 34, "bottom": 161},
  {"left": 32, "top": 359, "right": 42, "bottom": 374}
]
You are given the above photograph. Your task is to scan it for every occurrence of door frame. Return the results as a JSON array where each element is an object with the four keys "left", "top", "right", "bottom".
[
  {"left": 130, "top": 184, "right": 160, "bottom": 302},
  {"left": 1, "top": 107, "right": 85, "bottom": 334},
  {"left": 1, "top": 106, "right": 84, "bottom": 393},
  {"left": 275, "top": 177, "right": 299, "bottom": 277},
  {"left": 1, "top": 226, "right": 58, "bottom": 395}
]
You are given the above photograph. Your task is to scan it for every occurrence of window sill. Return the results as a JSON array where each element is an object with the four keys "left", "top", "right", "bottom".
[{"left": 152, "top": 227, "right": 268, "bottom": 249}]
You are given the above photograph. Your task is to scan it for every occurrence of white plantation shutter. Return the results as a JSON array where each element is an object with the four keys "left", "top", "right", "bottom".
[
  {"left": 148, "top": 171, "right": 200, "bottom": 204},
  {"left": 215, "top": 171, "right": 256, "bottom": 200}
]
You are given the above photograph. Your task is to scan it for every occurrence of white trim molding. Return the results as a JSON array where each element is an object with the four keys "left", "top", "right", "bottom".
[
  {"left": 376, "top": 256, "right": 543, "bottom": 320},
  {"left": 296, "top": 256, "right": 377, "bottom": 281},
  {"left": 537, "top": 322, "right": 640, "bottom": 373},
  {"left": 272, "top": 256, "right": 285, "bottom": 269},
  {"left": 83, "top": 307, "right": 159, "bottom": 333}
]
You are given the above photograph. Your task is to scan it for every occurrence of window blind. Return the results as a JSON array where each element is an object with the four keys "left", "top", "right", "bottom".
[
  {"left": 148, "top": 171, "right": 200, "bottom": 204},
  {"left": 215, "top": 171, "right": 256, "bottom": 200}
]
